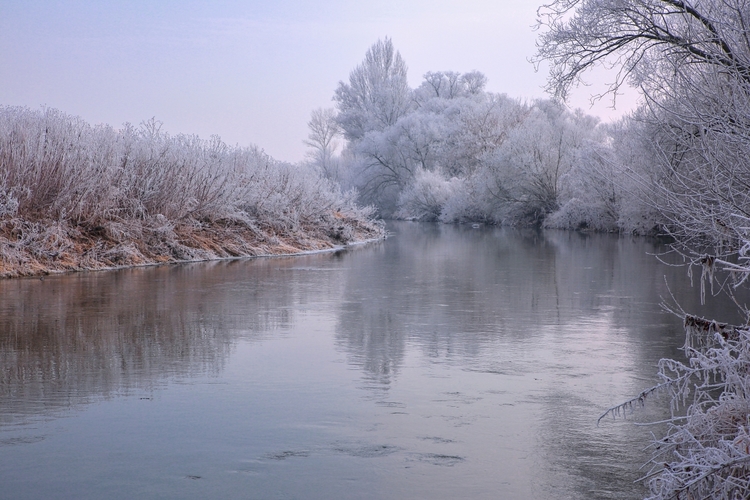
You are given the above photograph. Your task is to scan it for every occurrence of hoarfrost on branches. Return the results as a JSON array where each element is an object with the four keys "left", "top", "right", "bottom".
[
  {"left": 0, "top": 106, "right": 383, "bottom": 277},
  {"left": 326, "top": 38, "right": 650, "bottom": 230},
  {"left": 535, "top": 1, "right": 750, "bottom": 497},
  {"left": 599, "top": 316, "right": 750, "bottom": 499}
]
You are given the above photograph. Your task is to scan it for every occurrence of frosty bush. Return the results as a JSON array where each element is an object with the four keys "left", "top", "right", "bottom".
[
  {"left": 0, "top": 106, "right": 372, "bottom": 227},
  {"left": 0, "top": 106, "right": 383, "bottom": 276},
  {"left": 0, "top": 186, "right": 19, "bottom": 218},
  {"left": 395, "top": 169, "right": 456, "bottom": 221},
  {"left": 438, "top": 179, "right": 498, "bottom": 224},
  {"left": 544, "top": 197, "right": 615, "bottom": 231},
  {"left": 599, "top": 316, "right": 750, "bottom": 499}
]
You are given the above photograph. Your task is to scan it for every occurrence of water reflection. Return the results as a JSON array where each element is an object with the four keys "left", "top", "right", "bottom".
[
  {"left": 331, "top": 223, "right": 744, "bottom": 498},
  {"left": 1, "top": 222, "right": 746, "bottom": 499},
  {"left": 335, "top": 224, "right": 713, "bottom": 376},
  {"left": 0, "top": 257, "right": 338, "bottom": 426}
]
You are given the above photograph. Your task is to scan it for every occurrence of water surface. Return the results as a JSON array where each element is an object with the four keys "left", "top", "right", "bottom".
[{"left": 1, "top": 222, "right": 744, "bottom": 499}]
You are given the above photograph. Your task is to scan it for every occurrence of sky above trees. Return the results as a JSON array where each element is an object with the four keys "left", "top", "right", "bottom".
[{"left": 0, "top": 0, "right": 638, "bottom": 162}]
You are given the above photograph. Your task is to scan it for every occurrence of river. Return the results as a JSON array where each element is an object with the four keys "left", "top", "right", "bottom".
[{"left": 1, "top": 222, "right": 744, "bottom": 499}]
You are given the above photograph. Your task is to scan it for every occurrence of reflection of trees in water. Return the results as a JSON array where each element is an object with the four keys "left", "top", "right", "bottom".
[
  {"left": 334, "top": 222, "right": 747, "bottom": 399},
  {"left": 0, "top": 257, "right": 317, "bottom": 426},
  {"left": 336, "top": 297, "right": 405, "bottom": 390},
  {"left": 332, "top": 224, "right": 567, "bottom": 386},
  {"left": 333, "top": 240, "right": 403, "bottom": 390},
  {"left": 334, "top": 222, "right": 746, "bottom": 498},
  {"left": 335, "top": 225, "right": 666, "bottom": 376},
  {"left": 515, "top": 231, "right": 748, "bottom": 499}
]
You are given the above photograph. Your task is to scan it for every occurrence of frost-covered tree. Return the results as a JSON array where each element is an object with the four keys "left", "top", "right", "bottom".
[
  {"left": 304, "top": 108, "right": 341, "bottom": 182},
  {"left": 543, "top": 112, "right": 666, "bottom": 233},
  {"left": 331, "top": 38, "right": 619, "bottom": 227},
  {"left": 333, "top": 38, "right": 412, "bottom": 142},
  {"left": 342, "top": 81, "right": 522, "bottom": 217},
  {"left": 414, "top": 70, "right": 487, "bottom": 103},
  {"left": 345, "top": 110, "right": 448, "bottom": 215},
  {"left": 535, "top": 0, "right": 750, "bottom": 102},
  {"left": 536, "top": 0, "right": 750, "bottom": 250},
  {"left": 480, "top": 101, "right": 599, "bottom": 225},
  {"left": 434, "top": 93, "right": 524, "bottom": 179}
]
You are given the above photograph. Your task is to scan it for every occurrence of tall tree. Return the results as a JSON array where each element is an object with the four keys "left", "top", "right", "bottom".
[
  {"left": 535, "top": 0, "right": 750, "bottom": 102},
  {"left": 538, "top": 0, "right": 750, "bottom": 255},
  {"left": 333, "top": 38, "right": 412, "bottom": 142},
  {"left": 414, "top": 70, "right": 488, "bottom": 102},
  {"left": 304, "top": 108, "right": 341, "bottom": 181}
]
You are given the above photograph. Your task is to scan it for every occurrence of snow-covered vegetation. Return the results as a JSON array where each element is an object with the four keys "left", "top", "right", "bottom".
[
  {"left": 600, "top": 315, "right": 750, "bottom": 499},
  {"left": 0, "top": 106, "right": 383, "bottom": 278},
  {"left": 304, "top": 38, "right": 665, "bottom": 233},
  {"left": 2, "top": 0, "right": 748, "bottom": 494},
  {"left": 535, "top": 0, "right": 750, "bottom": 497},
  {"left": 298, "top": 29, "right": 750, "bottom": 494}
]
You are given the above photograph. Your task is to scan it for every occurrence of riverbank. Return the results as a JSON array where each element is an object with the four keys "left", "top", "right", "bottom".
[{"left": 0, "top": 211, "right": 384, "bottom": 279}]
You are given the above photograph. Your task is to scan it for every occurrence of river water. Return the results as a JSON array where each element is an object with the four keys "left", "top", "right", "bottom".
[{"left": 1, "top": 222, "right": 745, "bottom": 499}]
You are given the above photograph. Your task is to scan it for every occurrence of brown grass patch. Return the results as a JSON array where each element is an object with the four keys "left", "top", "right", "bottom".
[{"left": 0, "top": 214, "right": 384, "bottom": 279}]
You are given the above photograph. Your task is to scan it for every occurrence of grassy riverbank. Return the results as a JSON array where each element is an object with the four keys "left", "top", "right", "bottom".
[{"left": 0, "top": 106, "right": 384, "bottom": 278}]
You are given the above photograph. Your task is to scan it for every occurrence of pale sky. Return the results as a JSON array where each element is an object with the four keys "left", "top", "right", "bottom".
[{"left": 0, "top": 1, "right": 639, "bottom": 163}]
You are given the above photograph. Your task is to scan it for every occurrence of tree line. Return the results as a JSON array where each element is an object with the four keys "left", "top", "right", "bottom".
[{"left": 305, "top": 38, "right": 658, "bottom": 233}]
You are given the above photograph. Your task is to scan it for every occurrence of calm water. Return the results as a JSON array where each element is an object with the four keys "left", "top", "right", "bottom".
[{"left": 1, "top": 222, "right": 745, "bottom": 500}]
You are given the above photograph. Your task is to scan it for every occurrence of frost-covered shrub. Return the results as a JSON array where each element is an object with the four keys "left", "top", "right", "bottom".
[
  {"left": 602, "top": 117, "right": 665, "bottom": 235},
  {"left": 439, "top": 176, "right": 498, "bottom": 223},
  {"left": 0, "top": 105, "right": 383, "bottom": 277},
  {"left": 544, "top": 197, "right": 616, "bottom": 231},
  {"left": 617, "top": 196, "right": 662, "bottom": 236},
  {"left": 395, "top": 169, "right": 456, "bottom": 221},
  {"left": 0, "top": 187, "right": 19, "bottom": 217},
  {"left": 601, "top": 316, "right": 750, "bottom": 499},
  {"left": 0, "top": 106, "right": 369, "bottom": 231}
]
